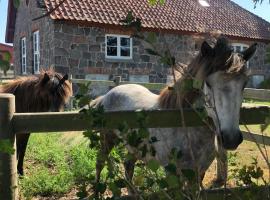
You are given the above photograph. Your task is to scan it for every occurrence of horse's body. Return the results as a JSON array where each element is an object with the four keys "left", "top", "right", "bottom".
[
  {"left": 0, "top": 70, "right": 72, "bottom": 175},
  {"left": 91, "top": 84, "right": 215, "bottom": 176},
  {"left": 90, "top": 37, "right": 257, "bottom": 188}
]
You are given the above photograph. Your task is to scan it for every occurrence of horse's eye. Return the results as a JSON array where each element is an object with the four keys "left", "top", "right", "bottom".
[{"left": 205, "top": 81, "right": 211, "bottom": 89}]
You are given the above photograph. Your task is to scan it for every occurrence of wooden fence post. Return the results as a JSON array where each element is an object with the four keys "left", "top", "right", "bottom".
[
  {"left": 0, "top": 94, "right": 17, "bottom": 200},
  {"left": 114, "top": 76, "right": 121, "bottom": 86}
]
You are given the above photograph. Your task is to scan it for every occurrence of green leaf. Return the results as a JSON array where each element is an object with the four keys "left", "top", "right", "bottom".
[
  {"left": 114, "top": 179, "right": 126, "bottom": 188},
  {"left": 138, "top": 128, "right": 149, "bottom": 138},
  {"left": 109, "top": 182, "right": 121, "bottom": 196},
  {"left": 13, "top": 0, "right": 20, "bottom": 8},
  {"left": 145, "top": 48, "right": 160, "bottom": 56},
  {"left": 166, "top": 174, "right": 179, "bottom": 188},
  {"left": 0, "top": 60, "right": 10, "bottom": 75},
  {"left": 146, "top": 178, "right": 155, "bottom": 187},
  {"left": 193, "top": 79, "right": 203, "bottom": 89},
  {"left": 3, "top": 51, "right": 11, "bottom": 62},
  {"left": 181, "top": 169, "right": 196, "bottom": 181},
  {"left": 95, "top": 182, "right": 107, "bottom": 194},
  {"left": 165, "top": 163, "right": 177, "bottom": 174},
  {"left": 182, "top": 79, "right": 193, "bottom": 92},
  {"left": 146, "top": 32, "right": 157, "bottom": 44},
  {"left": 0, "top": 139, "right": 15, "bottom": 154},
  {"left": 157, "top": 178, "right": 168, "bottom": 189},
  {"left": 147, "top": 159, "right": 160, "bottom": 172}
]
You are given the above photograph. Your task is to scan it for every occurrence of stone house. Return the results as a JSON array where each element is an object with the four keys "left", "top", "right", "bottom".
[{"left": 5, "top": 0, "right": 270, "bottom": 87}]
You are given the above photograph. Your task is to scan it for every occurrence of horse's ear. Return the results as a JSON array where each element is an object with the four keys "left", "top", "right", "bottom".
[
  {"left": 242, "top": 43, "right": 257, "bottom": 61},
  {"left": 201, "top": 41, "right": 214, "bottom": 57},
  {"left": 59, "top": 74, "right": 68, "bottom": 85},
  {"left": 41, "top": 73, "right": 50, "bottom": 85}
]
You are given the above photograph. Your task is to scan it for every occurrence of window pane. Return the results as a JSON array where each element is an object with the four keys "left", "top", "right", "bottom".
[
  {"left": 107, "top": 47, "right": 117, "bottom": 56},
  {"left": 107, "top": 36, "right": 117, "bottom": 46},
  {"left": 120, "top": 38, "right": 130, "bottom": 47},
  {"left": 120, "top": 47, "right": 130, "bottom": 57}
]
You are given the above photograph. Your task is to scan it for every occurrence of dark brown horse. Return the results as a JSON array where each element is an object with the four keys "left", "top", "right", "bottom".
[{"left": 0, "top": 69, "right": 73, "bottom": 175}]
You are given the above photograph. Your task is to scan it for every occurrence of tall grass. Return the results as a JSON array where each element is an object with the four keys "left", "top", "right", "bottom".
[{"left": 19, "top": 133, "right": 97, "bottom": 199}]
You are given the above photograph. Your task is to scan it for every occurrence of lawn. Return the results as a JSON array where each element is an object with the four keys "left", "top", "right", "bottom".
[{"left": 19, "top": 132, "right": 98, "bottom": 200}]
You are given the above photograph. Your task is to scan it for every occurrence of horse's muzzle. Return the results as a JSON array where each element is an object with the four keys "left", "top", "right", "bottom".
[{"left": 221, "top": 130, "right": 243, "bottom": 150}]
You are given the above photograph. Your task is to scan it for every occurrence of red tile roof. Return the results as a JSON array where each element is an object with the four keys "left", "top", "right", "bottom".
[{"left": 43, "top": 0, "right": 270, "bottom": 41}]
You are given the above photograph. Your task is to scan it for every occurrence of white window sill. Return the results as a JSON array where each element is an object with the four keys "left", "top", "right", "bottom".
[{"left": 105, "top": 58, "right": 133, "bottom": 62}]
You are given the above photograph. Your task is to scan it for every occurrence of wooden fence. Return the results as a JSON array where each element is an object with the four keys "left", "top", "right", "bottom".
[{"left": 0, "top": 93, "right": 270, "bottom": 199}]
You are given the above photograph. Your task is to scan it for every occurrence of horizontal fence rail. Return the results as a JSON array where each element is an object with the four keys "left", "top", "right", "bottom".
[{"left": 12, "top": 106, "right": 270, "bottom": 133}]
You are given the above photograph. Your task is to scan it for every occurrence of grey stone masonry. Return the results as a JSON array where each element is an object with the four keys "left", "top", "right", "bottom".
[{"left": 51, "top": 22, "right": 197, "bottom": 83}]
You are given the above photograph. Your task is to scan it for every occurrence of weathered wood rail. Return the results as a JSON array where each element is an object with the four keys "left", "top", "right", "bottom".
[{"left": 0, "top": 94, "right": 270, "bottom": 199}]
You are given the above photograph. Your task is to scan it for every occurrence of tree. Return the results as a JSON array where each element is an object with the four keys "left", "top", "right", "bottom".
[{"left": 0, "top": 50, "right": 11, "bottom": 76}]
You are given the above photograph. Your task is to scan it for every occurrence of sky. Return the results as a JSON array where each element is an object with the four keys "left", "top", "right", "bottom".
[{"left": 0, "top": 0, "right": 270, "bottom": 45}]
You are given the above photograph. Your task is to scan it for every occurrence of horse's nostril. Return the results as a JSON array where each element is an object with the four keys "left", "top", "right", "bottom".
[{"left": 221, "top": 130, "right": 243, "bottom": 150}]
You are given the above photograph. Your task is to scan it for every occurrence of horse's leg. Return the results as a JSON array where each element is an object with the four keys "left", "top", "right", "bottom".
[
  {"left": 124, "top": 157, "right": 137, "bottom": 194},
  {"left": 16, "top": 133, "right": 30, "bottom": 176},
  {"left": 212, "top": 148, "right": 227, "bottom": 187},
  {"left": 95, "top": 130, "right": 116, "bottom": 184},
  {"left": 199, "top": 171, "right": 206, "bottom": 190},
  {"left": 124, "top": 158, "right": 136, "bottom": 181}
]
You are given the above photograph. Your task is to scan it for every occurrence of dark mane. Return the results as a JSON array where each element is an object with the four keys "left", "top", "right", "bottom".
[
  {"left": 158, "top": 37, "right": 246, "bottom": 109},
  {"left": 0, "top": 69, "right": 72, "bottom": 112}
]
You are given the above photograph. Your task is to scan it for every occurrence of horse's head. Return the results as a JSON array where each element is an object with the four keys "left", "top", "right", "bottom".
[
  {"left": 197, "top": 38, "right": 256, "bottom": 150},
  {"left": 36, "top": 69, "right": 73, "bottom": 112}
]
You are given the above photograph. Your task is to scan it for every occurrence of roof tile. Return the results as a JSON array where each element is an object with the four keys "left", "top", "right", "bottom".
[{"left": 44, "top": 0, "right": 270, "bottom": 41}]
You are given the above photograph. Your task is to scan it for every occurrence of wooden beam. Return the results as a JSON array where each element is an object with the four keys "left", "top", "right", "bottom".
[
  {"left": 12, "top": 107, "right": 270, "bottom": 133},
  {"left": 0, "top": 94, "right": 18, "bottom": 200}
]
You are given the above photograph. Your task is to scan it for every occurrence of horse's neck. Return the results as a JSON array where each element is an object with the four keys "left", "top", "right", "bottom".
[
  {"left": 158, "top": 73, "right": 201, "bottom": 109},
  {"left": 158, "top": 65, "right": 200, "bottom": 109}
]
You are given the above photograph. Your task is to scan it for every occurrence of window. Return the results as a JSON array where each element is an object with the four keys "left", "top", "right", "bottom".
[
  {"left": 231, "top": 43, "right": 249, "bottom": 67},
  {"left": 251, "top": 75, "right": 265, "bottom": 88},
  {"left": 21, "top": 37, "right": 27, "bottom": 74},
  {"left": 33, "top": 30, "right": 40, "bottom": 74},
  {"left": 105, "top": 34, "right": 132, "bottom": 59}
]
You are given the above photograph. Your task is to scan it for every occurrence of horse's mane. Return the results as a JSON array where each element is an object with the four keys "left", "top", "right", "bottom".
[
  {"left": 158, "top": 37, "right": 246, "bottom": 109},
  {"left": 0, "top": 69, "right": 72, "bottom": 112}
]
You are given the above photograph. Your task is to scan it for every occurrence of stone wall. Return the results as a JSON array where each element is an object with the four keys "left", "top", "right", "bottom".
[
  {"left": 13, "top": 0, "right": 55, "bottom": 75},
  {"left": 51, "top": 22, "right": 196, "bottom": 83}
]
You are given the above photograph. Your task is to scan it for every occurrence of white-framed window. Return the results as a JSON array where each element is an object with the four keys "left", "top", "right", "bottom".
[
  {"left": 33, "top": 30, "right": 40, "bottom": 74},
  {"left": 231, "top": 43, "right": 249, "bottom": 67},
  {"left": 105, "top": 34, "right": 133, "bottom": 59},
  {"left": 20, "top": 37, "right": 27, "bottom": 74}
]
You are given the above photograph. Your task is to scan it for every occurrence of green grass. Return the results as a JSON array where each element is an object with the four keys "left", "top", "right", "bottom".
[
  {"left": 243, "top": 98, "right": 270, "bottom": 106},
  {"left": 19, "top": 132, "right": 97, "bottom": 199}
]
